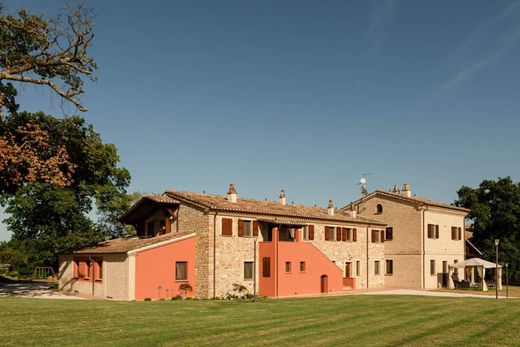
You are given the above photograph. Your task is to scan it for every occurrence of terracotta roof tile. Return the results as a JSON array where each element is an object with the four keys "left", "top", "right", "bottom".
[
  {"left": 71, "top": 231, "right": 194, "bottom": 254},
  {"left": 342, "top": 190, "right": 469, "bottom": 213},
  {"left": 165, "top": 190, "right": 384, "bottom": 225}
]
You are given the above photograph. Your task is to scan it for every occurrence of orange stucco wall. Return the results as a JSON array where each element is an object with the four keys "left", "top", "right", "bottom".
[
  {"left": 134, "top": 236, "right": 196, "bottom": 300},
  {"left": 259, "top": 228, "right": 344, "bottom": 297}
]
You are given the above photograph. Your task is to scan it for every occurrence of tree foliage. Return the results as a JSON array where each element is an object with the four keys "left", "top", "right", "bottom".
[
  {"left": 0, "top": 112, "right": 132, "bottom": 269},
  {"left": 456, "top": 177, "right": 520, "bottom": 284},
  {"left": 0, "top": 2, "right": 96, "bottom": 113}
]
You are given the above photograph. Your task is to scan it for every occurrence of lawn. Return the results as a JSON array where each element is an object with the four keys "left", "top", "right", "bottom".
[{"left": 1, "top": 295, "right": 519, "bottom": 346}]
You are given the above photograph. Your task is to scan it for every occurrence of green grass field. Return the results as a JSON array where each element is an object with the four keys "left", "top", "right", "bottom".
[{"left": 1, "top": 295, "right": 519, "bottom": 346}]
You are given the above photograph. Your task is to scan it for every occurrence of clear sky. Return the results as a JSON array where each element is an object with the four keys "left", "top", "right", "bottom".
[{"left": 1, "top": 0, "right": 520, "bottom": 241}]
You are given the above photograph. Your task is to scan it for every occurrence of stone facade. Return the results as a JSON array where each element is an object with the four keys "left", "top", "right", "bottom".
[{"left": 343, "top": 191, "right": 466, "bottom": 289}]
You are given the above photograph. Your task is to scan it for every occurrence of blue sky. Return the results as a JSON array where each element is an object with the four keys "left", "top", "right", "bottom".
[{"left": 2, "top": 0, "right": 520, "bottom": 241}]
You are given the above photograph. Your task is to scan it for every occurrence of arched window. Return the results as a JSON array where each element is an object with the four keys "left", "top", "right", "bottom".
[{"left": 376, "top": 204, "right": 383, "bottom": 214}]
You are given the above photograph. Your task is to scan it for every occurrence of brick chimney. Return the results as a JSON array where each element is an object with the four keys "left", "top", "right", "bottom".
[
  {"left": 227, "top": 184, "right": 237, "bottom": 203},
  {"left": 327, "top": 200, "right": 334, "bottom": 216},
  {"left": 402, "top": 183, "right": 412, "bottom": 197},
  {"left": 279, "top": 190, "right": 286, "bottom": 205}
]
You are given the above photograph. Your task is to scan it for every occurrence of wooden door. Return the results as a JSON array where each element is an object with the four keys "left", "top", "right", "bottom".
[{"left": 320, "top": 275, "right": 328, "bottom": 293}]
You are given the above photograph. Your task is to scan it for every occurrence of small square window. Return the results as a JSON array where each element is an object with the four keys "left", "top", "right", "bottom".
[
  {"left": 244, "top": 262, "right": 253, "bottom": 280},
  {"left": 386, "top": 260, "right": 393, "bottom": 275},
  {"left": 374, "top": 261, "right": 380, "bottom": 275},
  {"left": 176, "top": 261, "right": 188, "bottom": 281}
]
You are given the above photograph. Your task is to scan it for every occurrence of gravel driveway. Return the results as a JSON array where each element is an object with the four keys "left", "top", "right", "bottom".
[{"left": 0, "top": 282, "right": 84, "bottom": 300}]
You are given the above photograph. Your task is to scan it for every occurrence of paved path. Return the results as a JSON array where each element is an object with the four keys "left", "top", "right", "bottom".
[
  {"left": 359, "top": 288, "right": 513, "bottom": 299},
  {"left": 0, "top": 282, "right": 84, "bottom": 300}
]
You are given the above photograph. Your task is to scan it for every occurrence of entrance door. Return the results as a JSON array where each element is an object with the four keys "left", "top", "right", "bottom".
[{"left": 320, "top": 275, "right": 328, "bottom": 293}]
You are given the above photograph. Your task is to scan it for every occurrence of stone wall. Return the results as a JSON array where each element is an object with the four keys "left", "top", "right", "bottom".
[{"left": 175, "top": 204, "right": 211, "bottom": 298}]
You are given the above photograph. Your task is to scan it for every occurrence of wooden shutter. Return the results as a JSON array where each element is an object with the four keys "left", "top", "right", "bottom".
[
  {"left": 371, "top": 230, "right": 376, "bottom": 243},
  {"left": 222, "top": 218, "right": 232, "bottom": 236},
  {"left": 435, "top": 225, "right": 439, "bottom": 239},
  {"left": 458, "top": 227, "right": 462, "bottom": 241},
  {"left": 386, "top": 227, "right": 393, "bottom": 240},
  {"left": 336, "top": 227, "right": 342, "bottom": 241},
  {"left": 380, "top": 229, "right": 385, "bottom": 243},
  {"left": 451, "top": 227, "right": 455, "bottom": 240},
  {"left": 427, "top": 224, "right": 433, "bottom": 238},
  {"left": 353, "top": 228, "right": 357, "bottom": 242},
  {"left": 262, "top": 257, "right": 270, "bottom": 277},
  {"left": 309, "top": 225, "right": 315, "bottom": 240},
  {"left": 238, "top": 219, "right": 244, "bottom": 237},
  {"left": 325, "top": 226, "right": 330, "bottom": 240},
  {"left": 253, "top": 220, "right": 259, "bottom": 236},
  {"left": 342, "top": 228, "right": 348, "bottom": 242}
]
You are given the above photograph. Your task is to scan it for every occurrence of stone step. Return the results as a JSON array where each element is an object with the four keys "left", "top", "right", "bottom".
[{"left": 342, "top": 286, "right": 352, "bottom": 291}]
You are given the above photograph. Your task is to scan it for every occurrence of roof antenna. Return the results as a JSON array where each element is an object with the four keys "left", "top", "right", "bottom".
[{"left": 356, "top": 173, "right": 373, "bottom": 197}]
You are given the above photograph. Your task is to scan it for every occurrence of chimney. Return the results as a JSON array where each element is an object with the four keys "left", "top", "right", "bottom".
[
  {"left": 392, "top": 185, "right": 400, "bottom": 194},
  {"left": 279, "top": 190, "right": 287, "bottom": 205},
  {"left": 402, "top": 183, "right": 412, "bottom": 197},
  {"left": 227, "top": 183, "right": 237, "bottom": 203},
  {"left": 350, "top": 209, "right": 357, "bottom": 218},
  {"left": 327, "top": 200, "right": 334, "bottom": 216}
]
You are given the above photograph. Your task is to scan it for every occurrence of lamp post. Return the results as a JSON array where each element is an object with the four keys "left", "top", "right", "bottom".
[
  {"left": 495, "top": 239, "right": 499, "bottom": 300},
  {"left": 505, "top": 263, "right": 509, "bottom": 299}
]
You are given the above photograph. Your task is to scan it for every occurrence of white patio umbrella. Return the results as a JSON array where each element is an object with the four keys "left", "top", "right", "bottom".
[{"left": 448, "top": 258, "right": 502, "bottom": 291}]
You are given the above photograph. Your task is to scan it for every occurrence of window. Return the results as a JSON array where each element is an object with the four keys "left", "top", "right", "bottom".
[
  {"left": 374, "top": 261, "right": 380, "bottom": 275},
  {"left": 147, "top": 221, "right": 155, "bottom": 237},
  {"left": 372, "top": 230, "right": 384, "bottom": 243},
  {"left": 176, "top": 261, "right": 188, "bottom": 281},
  {"left": 345, "top": 262, "right": 352, "bottom": 277},
  {"left": 94, "top": 259, "right": 103, "bottom": 281},
  {"left": 352, "top": 228, "right": 357, "bottom": 242},
  {"left": 262, "top": 257, "right": 271, "bottom": 277},
  {"left": 430, "top": 260, "right": 436, "bottom": 275},
  {"left": 454, "top": 259, "right": 459, "bottom": 274},
  {"left": 285, "top": 261, "right": 291, "bottom": 273},
  {"left": 222, "top": 218, "right": 232, "bottom": 236},
  {"left": 336, "top": 227, "right": 342, "bottom": 241},
  {"left": 76, "top": 259, "right": 90, "bottom": 280},
  {"left": 244, "top": 262, "right": 253, "bottom": 280},
  {"left": 376, "top": 204, "right": 383, "bottom": 214},
  {"left": 356, "top": 261, "right": 360, "bottom": 276},
  {"left": 300, "top": 261, "right": 306, "bottom": 272},
  {"left": 442, "top": 261, "right": 448, "bottom": 274},
  {"left": 386, "top": 260, "right": 393, "bottom": 275},
  {"left": 385, "top": 227, "right": 393, "bottom": 240},
  {"left": 451, "top": 226, "right": 462, "bottom": 240},
  {"left": 325, "top": 226, "right": 335, "bottom": 241},
  {"left": 239, "top": 220, "right": 252, "bottom": 237},
  {"left": 427, "top": 224, "right": 440, "bottom": 239}
]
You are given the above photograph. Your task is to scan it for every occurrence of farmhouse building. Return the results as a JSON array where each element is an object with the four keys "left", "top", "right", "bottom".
[
  {"left": 59, "top": 185, "right": 386, "bottom": 300},
  {"left": 340, "top": 184, "right": 468, "bottom": 290},
  {"left": 59, "top": 183, "right": 469, "bottom": 300}
]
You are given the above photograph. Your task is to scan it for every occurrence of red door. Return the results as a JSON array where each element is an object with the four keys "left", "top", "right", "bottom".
[{"left": 320, "top": 275, "right": 328, "bottom": 293}]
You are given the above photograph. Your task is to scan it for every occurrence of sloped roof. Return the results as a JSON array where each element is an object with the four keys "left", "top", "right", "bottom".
[
  {"left": 165, "top": 190, "right": 385, "bottom": 226},
  {"left": 71, "top": 231, "right": 194, "bottom": 254},
  {"left": 341, "top": 190, "right": 469, "bottom": 213},
  {"left": 119, "top": 194, "right": 180, "bottom": 224}
]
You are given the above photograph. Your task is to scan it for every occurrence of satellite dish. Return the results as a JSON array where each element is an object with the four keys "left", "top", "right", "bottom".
[{"left": 360, "top": 177, "right": 367, "bottom": 185}]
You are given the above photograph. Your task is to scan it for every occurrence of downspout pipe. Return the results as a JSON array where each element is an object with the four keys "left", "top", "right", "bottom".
[
  {"left": 213, "top": 212, "right": 217, "bottom": 298},
  {"left": 366, "top": 224, "right": 372, "bottom": 289},
  {"left": 422, "top": 205, "right": 427, "bottom": 290}
]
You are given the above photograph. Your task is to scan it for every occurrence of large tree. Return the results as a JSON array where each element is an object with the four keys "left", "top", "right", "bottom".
[
  {"left": 456, "top": 177, "right": 520, "bottom": 284},
  {"left": 1, "top": 112, "right": 132, "bottom": 269}
]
